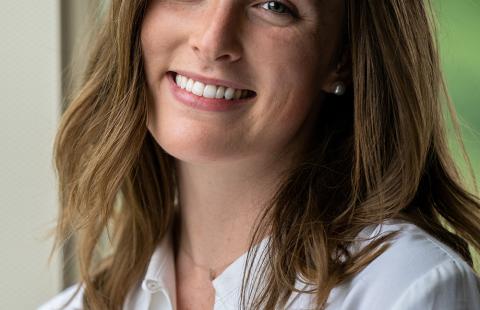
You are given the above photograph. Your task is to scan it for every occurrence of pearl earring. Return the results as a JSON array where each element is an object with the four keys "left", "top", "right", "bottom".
[{"left": 333, "top": 82, "right": 346, "bottom": 96}]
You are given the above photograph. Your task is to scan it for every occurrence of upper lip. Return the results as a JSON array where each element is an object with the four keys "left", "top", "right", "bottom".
[{"left": 171, "top": 70, "right": 255, "bottom": 93}]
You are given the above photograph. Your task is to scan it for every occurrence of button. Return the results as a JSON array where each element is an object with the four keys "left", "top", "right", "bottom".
[{"left": 144, "top": 279, "right": 161, "bottom": 292}]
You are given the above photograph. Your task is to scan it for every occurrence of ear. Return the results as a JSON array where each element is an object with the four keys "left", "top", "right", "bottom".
[{"left": 320, "top": 43, "right": 351, "bottom": 94}]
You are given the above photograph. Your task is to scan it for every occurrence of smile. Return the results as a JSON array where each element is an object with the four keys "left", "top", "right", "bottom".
[
  {"left": 167, "top": 71, "right": 256, "bottom": 112},
  {"left": 172, "top": 72, "right": 256, "bottom": 100}
]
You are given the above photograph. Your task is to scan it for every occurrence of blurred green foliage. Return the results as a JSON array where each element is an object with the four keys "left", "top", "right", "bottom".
[
  {"left": 435, "top": 1, "right": 480, "bottom": 189},
  {"left": 435, "top": 0, "right": 480, "bottom": 269}
]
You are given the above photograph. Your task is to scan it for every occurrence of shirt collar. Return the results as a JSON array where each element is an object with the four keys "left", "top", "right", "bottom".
[
  {"left": 140, "top": 231, "right": 270, "bottom": 309},
  {"left": 138, "top": 221, "right": 391, "bottom": 309},
  {"left": 211, "top": 237, "right": 270, "bottom": 307},
  {"left": 140, "top": 230, "right": 177, "bottom": 309}
]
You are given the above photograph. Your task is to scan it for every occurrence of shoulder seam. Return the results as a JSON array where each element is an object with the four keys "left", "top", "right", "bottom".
[{"left": 410, "top": 226, "right": 467, "bottom": 265}]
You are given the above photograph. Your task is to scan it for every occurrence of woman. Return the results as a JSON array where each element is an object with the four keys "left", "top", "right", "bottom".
[{"left": 40, "top": 0, "right": 480, "bottom": 309}]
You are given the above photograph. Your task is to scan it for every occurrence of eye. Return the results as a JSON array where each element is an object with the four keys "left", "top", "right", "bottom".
[{"left": 259, "top": 1, "right": 296, "bottom": 17}]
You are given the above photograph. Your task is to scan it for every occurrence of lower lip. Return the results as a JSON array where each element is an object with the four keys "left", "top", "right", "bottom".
[{"left": 167, "top": 72, "right": 255, "bottom": 112}]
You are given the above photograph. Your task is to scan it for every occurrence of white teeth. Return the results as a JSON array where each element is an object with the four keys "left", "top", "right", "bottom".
[
  {"left": 203, "top": 84, "right": 217, "bottom": 99},
  {"left": 224, "top": 87, "right": 235, "bottom": 100},
  {"left": 173, "top": 73, "right": 251, "bottom": 100},
  {"left": 215, "top": 86, "right": 225, "bottom": 99},
  {"left": 186, "top": 79, "right": 194, "bottom": 92},
  {"left": 180, "top": 76, "right": 188, "bottom": 89},
  {"left": 192, "top": 81, "right": 205, "bottom": 96}
]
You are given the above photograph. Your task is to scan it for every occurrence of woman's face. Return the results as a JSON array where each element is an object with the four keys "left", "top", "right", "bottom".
[{"left": 141, "top": 0, "right": 346, "bottom": 164}]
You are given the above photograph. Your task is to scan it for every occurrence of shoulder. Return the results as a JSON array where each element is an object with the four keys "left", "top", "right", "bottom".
[
  {"left": 37, "top": 283, "right": 84, "bottom": 310},
  {"left": 325, "top": 221, "right": 480, "bottom": 309}
]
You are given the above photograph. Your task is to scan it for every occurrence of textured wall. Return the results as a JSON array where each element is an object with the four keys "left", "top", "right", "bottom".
[{"left": 0, "top": 1, "right": 62, "bottom": 309}]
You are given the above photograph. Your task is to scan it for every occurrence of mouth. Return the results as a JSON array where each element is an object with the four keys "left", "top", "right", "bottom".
[{"left": 168, "top": 71, "right": 257, "bottom": 100}]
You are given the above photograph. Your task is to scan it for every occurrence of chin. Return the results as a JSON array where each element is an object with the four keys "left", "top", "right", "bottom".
[
  {"left": 166, "top": 149, "right": 241, "bottom": 165},
  {"left": 151, "top": 134, "right": 239, "bottom": 164}
]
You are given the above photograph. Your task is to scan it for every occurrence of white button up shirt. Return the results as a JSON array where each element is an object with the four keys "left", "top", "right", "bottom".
[{"left": 39, "top": 220, "right": 480, "bottom": 309}]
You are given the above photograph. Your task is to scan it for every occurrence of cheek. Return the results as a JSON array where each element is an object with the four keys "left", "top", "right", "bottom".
[
  {"left": 244, "top": 36, "right": 326, "bottom": 152},
  {"left": 260, "top": 86, "right": 319, "bottom": 148},
  {"left": 140, "top": 5, "right": 184, "bottom": 78}
]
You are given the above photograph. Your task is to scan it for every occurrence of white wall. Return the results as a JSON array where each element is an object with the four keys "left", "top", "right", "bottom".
[{"left": 0, "top": 1, "right": 62, "bottom": 308}]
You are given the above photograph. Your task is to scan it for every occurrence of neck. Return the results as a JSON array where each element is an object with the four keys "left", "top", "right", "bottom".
[
  {"left": 172, "top": 106, "right": 319, "bottom": 279},
  {"left": 174, "top": 152, "right": 294, "bottom": 274}
]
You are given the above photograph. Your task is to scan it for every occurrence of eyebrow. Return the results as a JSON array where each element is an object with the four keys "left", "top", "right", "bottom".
[
  {"left": 296, "top": 0, "right": 327, "bottom": 14},
  {"left": 303, "top": 0, "right": 324, "bottom": 8}
]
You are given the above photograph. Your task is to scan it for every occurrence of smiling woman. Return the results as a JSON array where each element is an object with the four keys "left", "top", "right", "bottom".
[
  {"left": 39, "top": 0, "right": 480, "bottom": 309},
  {"left": 142, "top": 0, "right": 343, "bottom": 167}
]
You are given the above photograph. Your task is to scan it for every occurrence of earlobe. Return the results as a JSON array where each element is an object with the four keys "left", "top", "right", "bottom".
[
  {"left": 321, "top": 46, "right": 352, "bottom": 95},
  {"left": 320, "top": 72, "right": 350, "bottom": 96}
]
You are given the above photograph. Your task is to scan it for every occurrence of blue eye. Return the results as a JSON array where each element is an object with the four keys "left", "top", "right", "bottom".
[{"left": 260, "top": 1, "right": 295, "bottom": 16}]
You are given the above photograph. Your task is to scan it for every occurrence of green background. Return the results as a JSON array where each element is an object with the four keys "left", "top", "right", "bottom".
[
  {"left": 436, "top": 0, "right": 480, "bottom": 189},
  {"left": 436, "top": 0, "right": 480, "bottom": 268}
]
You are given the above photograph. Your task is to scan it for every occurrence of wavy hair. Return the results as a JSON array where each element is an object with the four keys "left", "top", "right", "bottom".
[{"left": 51, "top": 0, "right": 480, "bottom": 309}]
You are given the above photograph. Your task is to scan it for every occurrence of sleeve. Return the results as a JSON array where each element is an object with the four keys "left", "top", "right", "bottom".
[
  {"left": 37, "top": 283, "right": 84, "bottom": 310},
  {"left": 391, "top": 260, "right": 480, "bottom": 310}
]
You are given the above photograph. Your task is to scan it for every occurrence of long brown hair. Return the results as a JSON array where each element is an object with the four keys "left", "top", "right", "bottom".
[{"left": 51, "top": 0, "right": 480, "bottom": 309}]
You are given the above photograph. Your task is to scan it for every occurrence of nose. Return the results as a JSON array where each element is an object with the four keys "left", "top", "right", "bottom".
[{"left": 189, "top": 4, "right": 243, "bottom": 64}]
